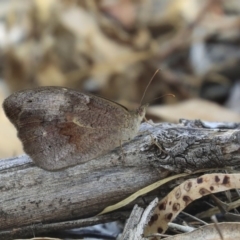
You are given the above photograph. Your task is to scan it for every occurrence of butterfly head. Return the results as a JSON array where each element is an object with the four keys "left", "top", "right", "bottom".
[{"left": 136, "top": 104, "right": 148, "bottom": 121}]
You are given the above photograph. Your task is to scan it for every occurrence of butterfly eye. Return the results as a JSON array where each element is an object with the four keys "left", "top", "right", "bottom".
[
  {"left": 138, "top": 105, "right": 147, "bottom": 117},
  {"left": 27, "top": 99, "right": 33, "bottom": 103}
]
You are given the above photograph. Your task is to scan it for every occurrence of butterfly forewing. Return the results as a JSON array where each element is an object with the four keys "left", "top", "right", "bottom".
[{"left": 3, "top": 87, "right": 142, "bottom": 171}]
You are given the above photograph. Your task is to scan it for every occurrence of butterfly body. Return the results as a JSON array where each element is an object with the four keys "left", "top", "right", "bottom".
[{"left": 3, "top": 87, "right": 146, "bottom": 171}]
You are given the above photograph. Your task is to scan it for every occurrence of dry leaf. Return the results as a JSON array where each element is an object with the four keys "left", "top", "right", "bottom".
[
  {"left": 163, "top": 222, "right": 240, "bottom": 240},
  {"left": 147, "top": 99, "right": 240, "bottom": 123},
  {"left": 144, "top": 173, "right": 240, "bottom": 237},
  {"left": 0, "top": 84, "right": 23, "bottom": 158}
]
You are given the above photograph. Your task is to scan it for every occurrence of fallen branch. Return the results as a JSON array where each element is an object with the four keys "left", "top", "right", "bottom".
[{"left": 0, "top": 120, "right": 240, "bottom": 239}]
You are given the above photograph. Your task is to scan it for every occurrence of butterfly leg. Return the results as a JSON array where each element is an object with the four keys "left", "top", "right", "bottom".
[
  {"left": 149, "top": 133, "right": 167, "bottom": 154},
  {"left": 144, "top": 116, "right": 155, "bottom": 127}
]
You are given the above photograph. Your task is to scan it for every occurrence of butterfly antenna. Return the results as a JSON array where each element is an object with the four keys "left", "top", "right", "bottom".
[
  {"left": 149, "top": 94, "right": 175, "bottom": 104},
  {"left": 139, "top": 69, "right": 160, "bottom": 106}
]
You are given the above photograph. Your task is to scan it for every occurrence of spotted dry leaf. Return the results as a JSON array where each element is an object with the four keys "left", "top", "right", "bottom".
[{"left": 144, "top": 173, "right": 240, "bottom": 237}]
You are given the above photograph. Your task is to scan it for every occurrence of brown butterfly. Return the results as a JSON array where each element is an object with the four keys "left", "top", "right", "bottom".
[{"left": 3, "top": 87, "right": 147, "bottom": 171}]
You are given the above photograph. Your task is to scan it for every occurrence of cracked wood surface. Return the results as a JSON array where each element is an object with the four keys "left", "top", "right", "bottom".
[{"left": 0, "top": 120, "right": 240, "bottom": 239}]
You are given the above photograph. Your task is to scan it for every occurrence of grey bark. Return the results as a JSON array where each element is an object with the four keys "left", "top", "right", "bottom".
[
  {"left": 120, "top": 199, "right": 159, "bottom": 240},
  {"left": 0, "top": 120, "right": 240, "bottom": 239}
]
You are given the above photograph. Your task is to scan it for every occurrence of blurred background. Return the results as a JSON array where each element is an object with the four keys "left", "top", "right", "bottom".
[{"left": 1, "top": 0, "right": 240, "bottom": 159}]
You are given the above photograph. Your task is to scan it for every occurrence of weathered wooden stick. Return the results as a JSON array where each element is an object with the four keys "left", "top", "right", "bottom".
[{"left": 0, "top": 120, "right": 239, "bottom": 239}]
